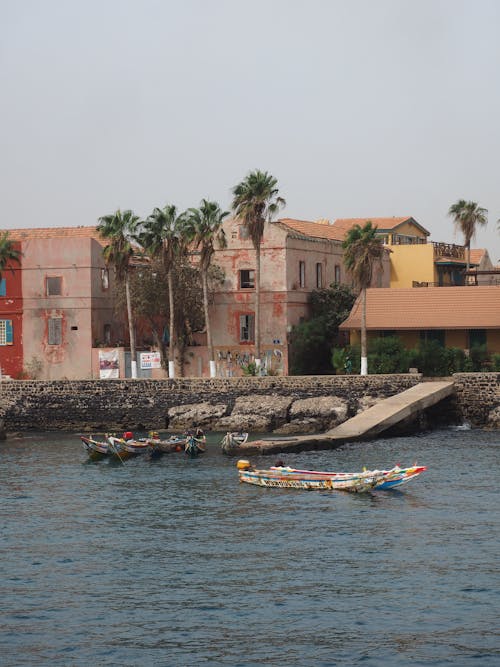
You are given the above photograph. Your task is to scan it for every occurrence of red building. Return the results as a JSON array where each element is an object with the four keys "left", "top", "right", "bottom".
[{"left": 0, "top": 241, "right": 23, "bottom": 378}]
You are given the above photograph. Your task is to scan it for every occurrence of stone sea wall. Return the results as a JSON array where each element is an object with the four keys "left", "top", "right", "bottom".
[
  {"left": 0, "top": 375, "right": 422, "bottom": 433},
  {"left": 0, "top": 373, "right": 497, "bottom": 434},
  {"left": 453, "top": 372, "right": 500, "bottom": 428}
]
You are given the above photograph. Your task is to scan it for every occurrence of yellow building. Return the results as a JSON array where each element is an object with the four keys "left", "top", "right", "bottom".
[{"left": 333, "top": 216, "right": 473, "bottom": 287}]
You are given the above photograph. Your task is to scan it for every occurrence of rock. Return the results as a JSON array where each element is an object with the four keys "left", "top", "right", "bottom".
[
  {"left": 229, "top": 394, "right": 293, "bottom": 430},
  {"left": 487, "top": 406, "right": 500, "bottom": 428},
  {"left": 289, "top": 396, "right": 348, "bottom": 429},
  {"left": 168, "top": 402, "right": 228, "bottom": 429},
  {"left": 214, "top": 414, "right": 272, "bottom": 432}
]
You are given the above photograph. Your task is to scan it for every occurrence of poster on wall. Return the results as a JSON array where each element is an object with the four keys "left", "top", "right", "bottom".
[
  {"left": 99, "top": 349, "right": 119, "bottom": 379},
  {"left": 140, "top": 351, "right": 161, "bottom": 370}
]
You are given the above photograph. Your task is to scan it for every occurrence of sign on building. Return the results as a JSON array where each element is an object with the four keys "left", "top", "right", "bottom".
[
  {"left": 99, "top": 349, "right": 119, "bottom": 379},
  {"left": 140, "top": 352, "right": 161, "bottom": 369}
]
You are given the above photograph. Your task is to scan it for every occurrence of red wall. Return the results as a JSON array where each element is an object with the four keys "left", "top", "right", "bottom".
[{"left": 0, "top": 245, "right": 23, "bottom": 378}]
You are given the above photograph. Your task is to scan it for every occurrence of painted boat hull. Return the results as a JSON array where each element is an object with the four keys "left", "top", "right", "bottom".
[
  {"left": 238, "top": 464, "right": 426, "bottom": 493},
  {"left": 81, "top": 436, "right": 109, "bottom": 460},
  {"left": 185, "top": 436, "right": 206, "bottom": 457},
  {"left": 281, "top": 465, "right": 427, "bottom": 490},
  {"left": 221, "top": 432, "right": 249, "bottom": 454},
  {"left": 239, "top": 469, "right": 384, "bottom": 493},
  {"left": 107, "top": 436, "right": 151, "bottom": 460}
]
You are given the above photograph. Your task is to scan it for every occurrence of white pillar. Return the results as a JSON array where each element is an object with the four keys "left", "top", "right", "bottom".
[
  {"left": 360, "top": 356, "right": 368, "bottom": 376},
  {"left": 209, "top": 360, "right": 216, "bottom": 378},
  {"left": 131, "top": 360, "right": 138, "bottom": 379},
  {"left": 168, "top": 360, "right": 175, "bottom": 378}
]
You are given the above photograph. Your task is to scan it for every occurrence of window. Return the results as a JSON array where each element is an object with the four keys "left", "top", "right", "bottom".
[
  {"left": 299, "top": 261, "right": 306, "bottom": 288},
  {"left": 239, "top": 225, "right": 249, "bottom": 240},
  {"left": 334, "top": 265, "right": 341, "bottom": 283},
  {"left": 240, "top": 269, "right": 255, "bottom": 289},
  {"left": 0, "top": 279, "right": 5, "bottom": 297},
  {"left": 316, "top": 263, "right": 323, "bottom": 288},
  {"left": 46, "top": 276, "right": 62, "bottom": 296},
  {"left": 101, "top": 268, "right": 109, "bottom": 290},
  {"left": 104, "top": 323, "right": 111, "bottom": 345},
  {"left": 48, "top": 317, "right": 62, "bottom": 345},
  {"left": 239, "top": 314, "right": 255, "bottom": 342},
  {"left": 469, "top": 330, "right": 486, "bottom": 348},
  {"left": 0, "top": 319, "right": 13, "bottom": 345},
  {"left": 420, "top": 330, "right": 445, "bottom": 347}
]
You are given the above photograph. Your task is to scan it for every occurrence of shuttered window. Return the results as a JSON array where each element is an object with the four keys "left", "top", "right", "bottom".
[
  {"left": 239, "top": 314, "right": 255, "bottom": 342},
  {"left": 0, "top": 319, "right": 13, "bottom": 345},
  {"left": 0, "top": 279, "right": 6, "bottom": 296},
  {"left": 48, "top": 318, "right": 62, "bottom": 345}
]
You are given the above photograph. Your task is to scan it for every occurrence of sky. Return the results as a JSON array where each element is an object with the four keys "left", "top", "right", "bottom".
[{"left": 2, "top": 0, "right": 500, "bottom": 261}]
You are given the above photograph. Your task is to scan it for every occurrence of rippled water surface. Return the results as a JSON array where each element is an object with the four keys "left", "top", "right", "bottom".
[{"left": 1, "top": 428, "right": 499, "bottom": 666}]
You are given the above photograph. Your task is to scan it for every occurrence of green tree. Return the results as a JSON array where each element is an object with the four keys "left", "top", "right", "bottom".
[
  {"left": 342, "top": 221, "right": 384, "bottom": 375},
  {"left": 448, "top": 200, "right": 488, "bottom": 273},
  {"left": 231, "top": 170, "right": 286, "bottom": 370},
  {"left": 185, "top": 199, "right": 229, "bottom": 377},
  {"left": 0, "top": 231, "right": 22, "bottom": 281},
  {"left": 290, "top": 283, "right": 356, "bottom": 375},
  {"left": 97, "top": 209, "right": 141, "bottom": 378},
  {"left": 139, "top": 205, "right": 189, "bottom": 378},
  {"left": 124, "top": 257, "right": 206, "bottom": 373}
]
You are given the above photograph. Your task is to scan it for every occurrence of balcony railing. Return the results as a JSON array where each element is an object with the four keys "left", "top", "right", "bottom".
[{"left": 432, "top": 242, "right": 465, "bottom": 260}]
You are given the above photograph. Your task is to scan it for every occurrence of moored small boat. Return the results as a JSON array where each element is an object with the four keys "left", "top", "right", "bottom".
[
  {"left": 145, "top": 432, "right": 187, "bottom": 456},
  {"left": 81, "top": 435, "right": 109, "bottom": 461},
  {"left": 107, "top": 434, "right": 152, "bottom": 461},
  {"left": 237, "top": 460, "right": 426, "bottom": 493},
  {"left": 221, "top": 431, "right": 249, "bottom": 453},
  {"left": 185, "top": 433, "right": 206, "bottom": 457}
]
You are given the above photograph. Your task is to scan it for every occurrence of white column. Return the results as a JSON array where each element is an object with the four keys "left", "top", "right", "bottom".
[
  {"left": 168, "top": 360, "right": 175, "bottom": 378},
  {"left": 360, "top": 356, "right": 368, "bottom": 376},
  {"left": 131, "top": 360, "right": 138, "bottom": 379},
  {"left": 209, "top": 360, "right": 216, "bottom": 378}
]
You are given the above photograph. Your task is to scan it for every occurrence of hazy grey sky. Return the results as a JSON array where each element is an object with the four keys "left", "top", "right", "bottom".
[{"left": 2, "top": 0, "right": 500, "bottom": 260}]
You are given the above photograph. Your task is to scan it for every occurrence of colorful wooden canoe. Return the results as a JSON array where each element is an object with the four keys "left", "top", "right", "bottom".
[
  {"left": 221, "top": 432, "right": 249, "bottom": 453},
  {"left": 237, "top": 461, "right": 426, "bottom": 493},
  {"left": 81, "top": 435, "right": 109, "bottom": 461},
  {"left": 185, "top": 435, "right": 206, "bottom": 457},
  {"left": 107, "top": 435, "right": 152, "bottom": 460}
]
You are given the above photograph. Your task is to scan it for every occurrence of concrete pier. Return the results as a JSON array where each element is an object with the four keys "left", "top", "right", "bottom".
[{"left": 229, "top": 381, "right": 455, "bottom": 455}]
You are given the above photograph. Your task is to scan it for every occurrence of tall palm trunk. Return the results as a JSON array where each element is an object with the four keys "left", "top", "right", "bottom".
[
  {"left": 125, "top": 276, "right": 137, "bottom": 379},
  {"left": 254, "top": 245, "right": 261, "bottom": 370},
  {"left": 167, "top": 270, "right": 175, "bottom": 378},
  {"left": 201, "top": 269, "right": 216, "bottom": 378},
  {"left": 466, "top": 242, "right": 471, "bottom": 276},
  {"left": 360, "top": 287, "right": 367, "bottom": 376}
]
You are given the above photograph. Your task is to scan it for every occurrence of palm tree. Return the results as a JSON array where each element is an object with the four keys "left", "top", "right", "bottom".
[
  {"left": 0, "top": 231, "right": 22, "bottom": 282},
  {"left": 140, "top": 205, "right": 189, "bottom": 378},
  {"left": 96, "top": 209, "right": 141, "bottom": 379},
  {"left": 342, "top": 221, "right": 384, "bottom": 375},
  {"left": 185, "top": 199, "right": 229, "bottom": 378},
  {"left": 231, "top": 170, "right": 286, "bottom": 370},
  {"left": 448, "top": 200, "right": 488, "bottom": 274}
]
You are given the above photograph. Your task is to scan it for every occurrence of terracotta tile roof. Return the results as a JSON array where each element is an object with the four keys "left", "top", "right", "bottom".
[
  {"left": 339, "top": 286, "right": 500, "bottom": 330},
  {"left": 333, "top": 216, "right": 430, "bottom": 236},
  {"left": 3, "top": 226, "right": 106, "bottom": 244},
  {"left": 276, "top": 218, "right": 345, "bottom": 242},
  {"left": 469, "top": 249, "right": 486, "bottom": 264}
]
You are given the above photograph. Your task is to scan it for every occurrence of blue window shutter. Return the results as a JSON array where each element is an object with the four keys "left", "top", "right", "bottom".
[
  {"left": 6, "top": 320, "right": 13, "bottom": 344},
  {"left": 0, "top": 279, "right": 5, "bottom": 296}
]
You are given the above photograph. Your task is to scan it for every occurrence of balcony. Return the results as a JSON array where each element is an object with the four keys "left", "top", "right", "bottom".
[{"left": 432, "top": 242, "right": 466, "bottom": 260}]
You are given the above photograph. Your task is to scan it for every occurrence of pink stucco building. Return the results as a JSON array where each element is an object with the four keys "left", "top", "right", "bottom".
[
  {"left": 205, "top": 217, "right": 390, "bottom": 376},
  {"left": 6, "top": 227, "right": 119, "bottom": 380},
  {"left": 1, "top": 218, "right": 390, "bottom": 379}
]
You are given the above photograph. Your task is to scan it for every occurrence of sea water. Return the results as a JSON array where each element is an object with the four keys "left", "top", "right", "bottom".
[{"left": 1, "top": 428, "right": 499, "bottom": 666}]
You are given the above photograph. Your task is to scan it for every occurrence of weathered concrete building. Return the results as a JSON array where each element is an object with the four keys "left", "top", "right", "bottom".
[{"left": 2, "top": 227, "right": 118, "bottom": 380}]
